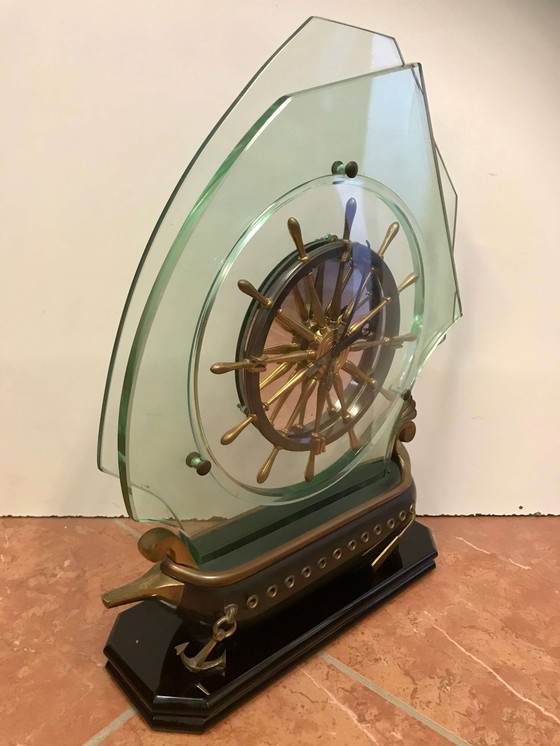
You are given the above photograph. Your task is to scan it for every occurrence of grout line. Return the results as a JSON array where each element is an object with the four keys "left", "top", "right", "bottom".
[
  {"left": 319, "top": 652, "right": 473, "bottom": 746},
  {"left": 81, "top": 707, "right": 136, "bottom": 746},
  {"left": 300, "top": 666, "right": 379, "bottom": 744},
  {"left": 112, "top": 518, "right": 142, "bottom": 539}
]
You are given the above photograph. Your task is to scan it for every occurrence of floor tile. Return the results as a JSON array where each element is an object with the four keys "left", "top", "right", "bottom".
[
  {"left": 423, "top": 515, "right": 560, "bottom": 582},
  {"left": 0, "top": 518, "right": 147, "bottom": 746},
  {"left": 4, "top": 516, "right": 559, "bottom": 745},
  {"left": 101, "top": 655, "right": 449, "bottom": 746},
  {"left": 324, "top": 517, "right": 560, "bottom": 746}
]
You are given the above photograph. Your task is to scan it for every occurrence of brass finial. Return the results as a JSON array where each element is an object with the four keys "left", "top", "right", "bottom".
[
  {"left": 238, "top": 279, "right": 272, "bottom": 308},
  {"left": 377, "top": 222, "right": 400, "bottom": 258},
  {"left": 220, "top": 415, "right": 256, "bottom": 445},
  {"left": 257, "top": 447, "right": 281, "bottom": 484},
  {"left": 397, "top": 272, "right": 419, "bottom": 293},
  {"left": 287, "top": 217, "right": 308, "bottom": 261},
  {"left": 343, "top": 198, "right": 357, "bottom": 241}
]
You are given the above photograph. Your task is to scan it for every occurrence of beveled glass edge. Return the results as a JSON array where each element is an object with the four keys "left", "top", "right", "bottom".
[
  {"left": 435, "top": 144, "right": 458, "bottom": 250},
  {"left": 414, "top": 64, "right": 462, "bottom": 320}
]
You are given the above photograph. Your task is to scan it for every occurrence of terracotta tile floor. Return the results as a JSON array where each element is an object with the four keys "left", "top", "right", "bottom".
[{"left": 1, "top": 516, "right": 559, "bottom": 745}]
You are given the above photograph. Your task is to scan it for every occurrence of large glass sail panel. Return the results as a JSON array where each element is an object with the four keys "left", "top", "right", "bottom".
[
  {"left": 116, "top": 62, "right": 460, "bottom": 568},
  {"left": 98, "top": 17, "right": 405, "bottom": 477}
]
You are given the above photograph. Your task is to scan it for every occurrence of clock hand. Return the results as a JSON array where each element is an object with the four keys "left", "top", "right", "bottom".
[
  {"left": 305, "top": 272, "right": 419, "bottom": 378},
  {"left": 340, "top": 222, "right": 401, "bottom": 332},
  {"left": 305, "top": 297, "right": 391, "bottom": 378}
]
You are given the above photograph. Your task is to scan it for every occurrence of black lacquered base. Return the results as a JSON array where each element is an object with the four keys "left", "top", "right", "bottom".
[{"left": 104, "top": 521, "right": 437, "bottom": 733}]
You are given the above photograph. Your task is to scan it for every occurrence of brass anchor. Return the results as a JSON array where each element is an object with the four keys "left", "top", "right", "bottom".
[{"left": 175, "top": 604, "right": 238, "bottom": 673}]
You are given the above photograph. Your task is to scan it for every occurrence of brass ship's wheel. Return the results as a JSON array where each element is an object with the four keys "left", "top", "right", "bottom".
[{"left": 210, "top": 199, "right": 418, "bottom": 484}]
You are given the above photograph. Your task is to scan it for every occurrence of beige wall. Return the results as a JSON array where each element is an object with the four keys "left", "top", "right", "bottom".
[{"left": 2, "top": 0, "right": 559, "bottom": 516}]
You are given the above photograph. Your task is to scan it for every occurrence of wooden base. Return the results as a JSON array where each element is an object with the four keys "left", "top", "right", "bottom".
[{"left": 104, "top": 520, "right": 437, "bottom": 733}]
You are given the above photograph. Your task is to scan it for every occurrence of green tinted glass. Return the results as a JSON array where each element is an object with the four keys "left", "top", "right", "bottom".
[{"left": 98, "top": 19, "right": 460, "bottom": 569}]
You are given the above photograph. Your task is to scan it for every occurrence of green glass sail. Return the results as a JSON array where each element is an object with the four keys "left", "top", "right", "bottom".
[{"left": 98, "top": 18, "right": 460, "bottom": 569}]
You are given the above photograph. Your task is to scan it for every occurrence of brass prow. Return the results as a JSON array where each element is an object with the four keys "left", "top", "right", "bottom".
[{"left": 101, "top": 527, "right": 191, "bottom": 609}]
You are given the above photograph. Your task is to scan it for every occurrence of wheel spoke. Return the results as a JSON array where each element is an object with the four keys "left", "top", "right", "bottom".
[
  {"left": 351, "top": 333, "right": 417, "bottom": 351},
  {"left": 265, "top": 367, "right": 308, "bottom": 407},
  {"left": 314, "top": 263, "right": 325, "bottom": 305},
  {"left": 333, "top": 372, "right": 360, "bottom": 451},
  {"left": 343, "top": 360, "right": 376, "bottom": 389},
  {"left": 220, "top": 414, "right": 256, "bottom": 445},
  {"left": 260, "top": 362, "right": 293, "bottom": 390},
  {"left": 343, "top": 198, "right": 357, "bottom": 241},
  {"left": 263, "top": 343, "right": 301, "bottom": 355},
  {"left": 327, "top": 250, "right": 351, "bottom": 321},
  {"left": 274, "top": 308, "right": 316, "bottom": 343},
  {"left": 292, "top": 283, "right": 308, "bottom": 321},
  {"left": 305, "top": 379, "right": 329, "bottom": 481},
  {"left": 268, "top": 388, "right": 294, "bottom": 424},
  {"left": 257, "top": 447, "right": 281, "bottom": 484},
  {"left": 377, "top": 222, "right": 399, "bottom": 258},
  {"left": 326, "top": 391, "right": 338, "bottom": 414},
  {"left": 304, "top": 272, "right": 328, "bottom": 328},
  {"left": 332, "top": 373, "right": 351, "bottom": 422},
  {"left": 347, "top": 298, "right": 391, "bottom": 337}
]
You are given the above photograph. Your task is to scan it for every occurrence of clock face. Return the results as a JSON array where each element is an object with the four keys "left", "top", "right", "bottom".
[{"left": 193, "top": 178, "right": 423, "bottom": 503}]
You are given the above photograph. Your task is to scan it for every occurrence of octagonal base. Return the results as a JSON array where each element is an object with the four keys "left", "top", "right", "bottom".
[{"left": 104, "top": 520, "right": 436, "bottom": 733}]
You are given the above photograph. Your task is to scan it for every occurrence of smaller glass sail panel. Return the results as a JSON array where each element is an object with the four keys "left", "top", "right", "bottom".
[{"left": 116, "top": 63, "right": 460, "bottom": 566}]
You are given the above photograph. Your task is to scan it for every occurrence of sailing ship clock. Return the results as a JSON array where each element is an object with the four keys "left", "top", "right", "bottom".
[{"left": 98, "top": 17, "right": 461, "bottom": 732}]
